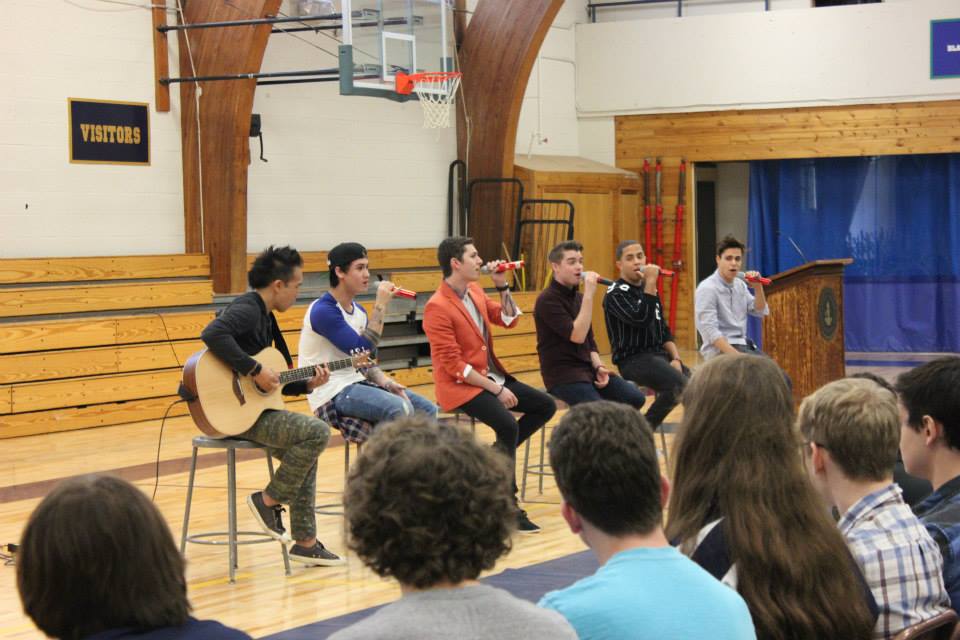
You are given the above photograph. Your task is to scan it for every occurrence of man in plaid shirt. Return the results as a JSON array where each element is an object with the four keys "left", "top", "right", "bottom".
[{"left": 799, "top": 377, "right": 950, "bottom": 638}]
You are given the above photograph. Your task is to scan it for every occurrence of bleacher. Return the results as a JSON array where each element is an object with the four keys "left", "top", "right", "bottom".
[{"left": 0, "top": 250, "right": 543, "bottom": 439}]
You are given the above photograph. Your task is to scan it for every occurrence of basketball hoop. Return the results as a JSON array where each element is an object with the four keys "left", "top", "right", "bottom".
[{"left": 396, "top": 71, "right": 462, "bottom": 129}]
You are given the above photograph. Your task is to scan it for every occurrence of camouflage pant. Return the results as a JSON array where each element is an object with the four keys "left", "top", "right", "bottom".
[{"left": 242, "top": 409, "right": 330, "bottom": 542}]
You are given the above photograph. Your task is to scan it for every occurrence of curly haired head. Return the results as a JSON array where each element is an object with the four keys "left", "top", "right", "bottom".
[{"left": 344, "top": 416, "right": 515, "bottom": 589}]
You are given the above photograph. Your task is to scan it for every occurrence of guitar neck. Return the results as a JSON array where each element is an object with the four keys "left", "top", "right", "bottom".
[{"left": 278, "top": 356, "right": 356, "bottom": 385}]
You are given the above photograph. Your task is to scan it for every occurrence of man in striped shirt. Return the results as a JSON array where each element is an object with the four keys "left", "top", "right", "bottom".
[
  {"left": 602, "top": 241, "right": 690, "bottom": 432},
  {"left": 800, "top": 378, "right": 951, "bottom": 638}
]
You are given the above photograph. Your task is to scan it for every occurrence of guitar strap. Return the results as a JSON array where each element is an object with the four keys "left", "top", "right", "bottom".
[{"left": 269, "top": 313, "right": 294, "bottom": 368}]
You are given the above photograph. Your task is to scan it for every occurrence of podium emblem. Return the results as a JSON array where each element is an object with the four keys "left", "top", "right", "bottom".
[{"left": 818, "top": 287, "right": 839, "bottom": 341}]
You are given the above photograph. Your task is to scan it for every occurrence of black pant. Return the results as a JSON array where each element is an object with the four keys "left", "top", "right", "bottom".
[
  {"left": 617, "top": 352, "right": 691, "bottom": 429},
  {"left": 457, "top": 378, "right": 556, "bottom": 463}
]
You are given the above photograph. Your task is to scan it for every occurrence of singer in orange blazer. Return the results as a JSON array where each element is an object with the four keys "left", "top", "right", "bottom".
[
  {"left": 423, "top": 280, "right": 517, "bottom": 411},
  {"left": 423, "top": 237, "right": 556, "bottom": 534}
]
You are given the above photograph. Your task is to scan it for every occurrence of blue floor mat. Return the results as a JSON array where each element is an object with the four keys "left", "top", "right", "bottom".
[{"left": 260, "top": 550, "right": 597, "bottom": 639}]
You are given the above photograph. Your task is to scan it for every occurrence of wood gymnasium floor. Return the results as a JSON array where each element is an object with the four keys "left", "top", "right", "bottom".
[
  {"left": 0, "top": 352, "right": 918, "bottom": 639},
  {"left": 0, "top": 350, "right": 681, "bottom": 640}
]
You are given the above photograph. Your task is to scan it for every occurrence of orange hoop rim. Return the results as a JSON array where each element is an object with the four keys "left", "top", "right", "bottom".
[{"left": 396, "top": 71, "right": 463, "bottom": 96}]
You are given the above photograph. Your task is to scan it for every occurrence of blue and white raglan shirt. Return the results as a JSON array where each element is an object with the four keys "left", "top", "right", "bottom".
[{"left": 298, "top": 292, "right": 374, "bottom": 411}]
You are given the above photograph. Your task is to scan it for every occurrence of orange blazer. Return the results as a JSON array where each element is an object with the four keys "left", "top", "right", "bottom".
[{"left": 423, "top": 281, "right": 519, "bottom": 411}]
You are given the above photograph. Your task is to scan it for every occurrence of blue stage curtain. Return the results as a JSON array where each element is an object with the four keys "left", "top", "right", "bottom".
[{"left": 747, "top": 154, "right": 960, "bottom": 353}]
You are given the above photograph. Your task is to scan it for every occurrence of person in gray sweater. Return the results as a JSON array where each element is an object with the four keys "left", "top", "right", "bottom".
[{"left": 328, "top": 416, "right": 576, "bottom": 640}]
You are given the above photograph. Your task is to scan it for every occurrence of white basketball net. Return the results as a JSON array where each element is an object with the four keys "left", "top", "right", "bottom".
[{"left": 412, "top": 73, "right": 462, "bottom": 129}]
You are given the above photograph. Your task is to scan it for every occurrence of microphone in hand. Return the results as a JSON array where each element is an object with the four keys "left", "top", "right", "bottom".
[
  {"left": 392, "top": 287, "right": 417, "bottom": 299},
  {"left": 582, "top": 274, "right": 615, "bottom": 287},
  {"left": 737, "top": 271, "right": 771, "bottom": 286},
  {"left": 479, "top": 260, "right": 524, "bottom": 274}
]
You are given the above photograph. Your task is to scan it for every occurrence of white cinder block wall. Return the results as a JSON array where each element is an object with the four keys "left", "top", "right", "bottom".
[
  {"left": 247, "top": 0, "right": 456, "bottom": 252},
  {"left": 0, "top": 0, "right": 186, "bottom": 258},
  {"left": 576, "top": 0, "right": 960, "bottom": 165},
  {"left": 5, "top": 0, "right": 960, "bottom": 258}
]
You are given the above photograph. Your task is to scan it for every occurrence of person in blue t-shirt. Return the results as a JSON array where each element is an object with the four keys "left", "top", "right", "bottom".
[{"left": 538, "top": 401, "right": 756, "bottom": 640}]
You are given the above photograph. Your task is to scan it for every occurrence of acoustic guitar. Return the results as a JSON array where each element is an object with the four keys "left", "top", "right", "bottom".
[{"left": 181, "top": 347, "right": 372, "bottom": 438}]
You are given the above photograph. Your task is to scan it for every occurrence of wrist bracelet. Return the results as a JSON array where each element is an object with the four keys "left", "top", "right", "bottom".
[
  {"left": 495, "top": 284, "right": 510, "bottom": 292},
  {"left": 496, "top": 385, "right": 505, "bottom": 396}
]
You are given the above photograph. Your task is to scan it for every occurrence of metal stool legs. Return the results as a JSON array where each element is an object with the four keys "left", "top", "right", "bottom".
[
  {"left": 316, "top": 440, "right": 359, "bottom": 516},
  {"left": 521, "top": 426, "right": 552, "bottom": 502},
  {"left": 658, "top": 425, "right": 670, "bottom": 468},
  {"left": 179, "top": 440, "right": 291, "bottom": 583}
]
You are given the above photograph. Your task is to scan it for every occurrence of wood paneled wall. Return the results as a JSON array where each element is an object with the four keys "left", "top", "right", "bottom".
[
  {"left": 178, "top": 0, "right": 281, "bottom": 293},
  {"left": 513, "top": 156, "right": 643, "bottom": 353},
  {"left": 615, "top": 100, "right": 960, "bottom": 350},
  {"left": 616, "top": 101, "right": 960, "bottom": 162}
]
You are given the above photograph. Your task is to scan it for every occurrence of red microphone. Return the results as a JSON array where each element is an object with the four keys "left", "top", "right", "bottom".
[
  {"left": 392, "top": 287, "right": 417, "bottom": 299},
  {"left": 737, "top": 272, "right": 771, "bottom": 286},
  {"left": 480, "top": 260, "right": 524, "bottom": 274}
]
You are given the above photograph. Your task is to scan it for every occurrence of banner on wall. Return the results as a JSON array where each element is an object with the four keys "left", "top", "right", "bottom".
[
  {"left": 931, "top": 19, "right": 960, "bottom": 79},
  {"left": 68, "top": 98, "right": 149, "bottom": 165}
]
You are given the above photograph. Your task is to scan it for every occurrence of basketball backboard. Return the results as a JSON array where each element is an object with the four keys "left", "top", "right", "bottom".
[{"left": 338, "top": 0, "right": 456, "bottom": 101}]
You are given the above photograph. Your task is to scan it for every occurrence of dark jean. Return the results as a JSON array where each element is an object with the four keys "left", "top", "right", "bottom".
[
  {"left": 457, "top": 378, "right": 557, "bottom": 463},
  {"left": 617, "top": 352, "right": 691, "bottom": 430},
  {"left": 550, "top": 374, "right": 647, "bottom": 409}
]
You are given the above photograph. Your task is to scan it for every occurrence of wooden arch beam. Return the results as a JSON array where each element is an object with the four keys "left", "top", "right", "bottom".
[
  {"left": 457, "top": 0, "right": 564, "bottom": 257},
  {"left": 179, "top": 0, "right": 281, "bottom": 293}
]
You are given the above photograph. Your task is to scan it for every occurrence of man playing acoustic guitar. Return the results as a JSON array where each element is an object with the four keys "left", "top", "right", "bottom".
[{"left": 200, "top": 245, "right": 344, "bottom": 567}]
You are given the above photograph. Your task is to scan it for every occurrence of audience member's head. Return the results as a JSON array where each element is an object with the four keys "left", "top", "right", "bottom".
[
  {"left": 798, "top": 378, "right": 899, "bottom": 499},
  {"left": 549, "top": 401, "right": 664, "bottom": 541},
  {"left": 17, "top": 475, "right": 190, "bottom": 640},
  {"left": 344, "top": 416, "right": 514, "bottom": 589},
  {"left": 849, "top": 370, "right": 896, "bottom": 395},
  {"left": 896, "top": 356, "right": 960, "bottom": 484},
  {"left": 667, "top": 355, "right": 875, "bottom": 640}
]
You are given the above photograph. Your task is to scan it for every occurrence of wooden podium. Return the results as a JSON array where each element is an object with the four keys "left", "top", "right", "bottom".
[{"left": 760, "top": 259, "right": 853, "bottom": 403}]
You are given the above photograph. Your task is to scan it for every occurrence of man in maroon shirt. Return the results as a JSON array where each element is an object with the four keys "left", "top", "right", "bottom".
[{"left": 533, "top": 241, "right": 647, "bottom": 408}]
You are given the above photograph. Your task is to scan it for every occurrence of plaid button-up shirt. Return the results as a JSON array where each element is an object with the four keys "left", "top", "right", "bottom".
[
  {"left": 839, "top": 483, "right": 951, "bottom": 638},
  {"left": 314, "top": 399, "right": 374, "bottom": 444}
]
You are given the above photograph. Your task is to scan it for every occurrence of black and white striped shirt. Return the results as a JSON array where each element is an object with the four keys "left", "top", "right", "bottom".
[{"left": 603, "top": 279, "right": 674, "bottom": 365}]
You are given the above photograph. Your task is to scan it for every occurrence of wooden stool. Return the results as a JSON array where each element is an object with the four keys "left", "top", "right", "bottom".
[{"left": 179, "top": 436, "right": 291, "bottom": 583}]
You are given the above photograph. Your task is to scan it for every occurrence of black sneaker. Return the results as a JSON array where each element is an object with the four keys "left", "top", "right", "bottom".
[
  {"left": 516, "top": 509, "right": 541, "bottom": 534},
  {"left": 247, "top": 492, "right": 290, "bottom": 543},
  {"left": 290, "top": 541, "right": 346, "bottom": 567}
]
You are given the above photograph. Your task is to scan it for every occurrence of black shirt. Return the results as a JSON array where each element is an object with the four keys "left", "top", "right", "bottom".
[
  {"left": 200, "top": 291, "right": 306, "bottom": 396},
  {"left": 603, "top": 278, "right": 674, "bottom": 365},
  {"left": 534, "top": 278, "right": 598, "bottom": 390}
]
